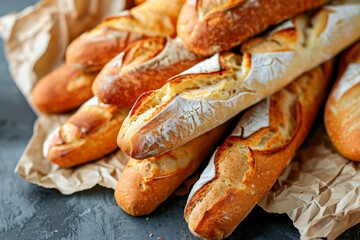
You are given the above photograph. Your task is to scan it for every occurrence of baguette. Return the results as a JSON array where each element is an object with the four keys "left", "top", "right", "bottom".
[
  {"left": 115, "top": 122, "right": 229, "bottom": 216},
  {"left": 66, "top": 0, "right": 185, "bottom": 70},
  {"left": 93, "top": 37, "right": 203, "bottom": 107},
  {"left": 325, "top": 40, "right": 360, "bottom": 161},
  {"left": 118, "top": 2, "right": 360, "bottom": 159},
  {"left": 43, "top": 97, "right": 129, "bottom": 168},
  {"left": 43, "top": 37, "right": 198, "bottom": 164},
  {"left": 30, "top": 64, "right": 98, "bottom": 114},
  {"left": 177, "top": 0, "right": 330, "bottom": 56},
  {"left": 184, "top": 62, "right": 333, "bottom": 240},
  {"left": 32, "top": 0, "right": 185, "bottom": 113}
]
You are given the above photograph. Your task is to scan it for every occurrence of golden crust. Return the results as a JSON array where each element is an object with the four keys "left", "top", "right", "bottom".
[
  {"left": 325, "top": 40, "right": 360, "bottom": 161},
  {"left": 118, "top": 4, "right": 360, "bottom": 159},
  {"left": 177, "top": 0, "right": 330, "bottom": 56},
  {"left": 66, "top": 27, "right": 147, "bottom": 71},
  {"left": 46, "top": 104, "right": 130, "bottom": 168},
  {"left": 92, "top": 37, "right": 203, "bottom": 107},
  {"left": 34, "top": 0, "right": 186, "bottom": 113},
  {"left": 30, "top": 64, "right": 97, "bottom": 114},
  {"left": 115, "top": 123, "right": 229, "bottom": 216},
  {"left": 184, "top": 63, "right": 333, "bottom": 239},
  {"left": 66, "top": 0, "right": 185, "bottom": 70}
]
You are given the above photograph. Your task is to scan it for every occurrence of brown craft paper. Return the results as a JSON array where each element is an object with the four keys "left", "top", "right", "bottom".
[
  {"left": 16, "top": 114, "right": 130, "bottom": 194},
  {"left": 15, "top": 113, "right": 191, "bottom": 195},
  {"left": 259, "top": 127, "right": 360, "bottom": 239},
  {"left": 1, "top": 0, "right": 360, "bottom": 238},
  {"left": 0, "top": 0, "right": 129, "bottom": 101},
  {"left": 0, "top": 0, "right": 132, "bottom": 194}
]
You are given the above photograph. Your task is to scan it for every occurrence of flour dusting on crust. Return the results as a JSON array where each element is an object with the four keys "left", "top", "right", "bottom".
[
  {"left": 318, "top": 4, "right": 360, "bottom": 59},
  {"left": 243, "top": 51, "right": 295, "bottom": 91},
  {"left": 186, "top": 149, "right": 217, "bottom": 207},
  {"left": 43, "top": 127, "right": 60, "bottom": 158},
  {"left": 332, "top": 63, "right": 360, "bottom": 101},
  {"left": 133, "top": 37, "right": 199, "bottom": 72},
  {"left": 122, "top": 3, "right": 360, "bottom": 158},
  {"left": 231, "top": 98, "right": 270, "bottom": 138},
  {"left": 175, "top": 53, "right": 221, "bottom": 77}
]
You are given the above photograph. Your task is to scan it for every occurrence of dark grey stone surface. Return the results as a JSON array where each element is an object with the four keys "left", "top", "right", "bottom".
[{"left": 0, "top": 1, "right": 359, "bottom": 240}]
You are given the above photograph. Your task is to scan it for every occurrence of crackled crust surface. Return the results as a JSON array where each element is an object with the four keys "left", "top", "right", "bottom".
[
  {"left": 44, "top": 97, "right": 129, "bottom": 168},
  {"left": 93, "top": 37, "right": 203, "bottom": 107},
  {"left": 114, "top": 123, "right": 228, "bottom": 216},
  {"left": 325, "top": 40, "right": 360, "bottom": 161},
  {"left": 118, "top": 3, "right": 360, "bottom": 159},
  {"left": 184, "top": 62, "right": 333, "bottom": 240},
  {"left": 177, "top": 0, "right": 330, "bottom": 56},
  {"left": 66, "top": 0, "right": 185, "bottom": 70}
]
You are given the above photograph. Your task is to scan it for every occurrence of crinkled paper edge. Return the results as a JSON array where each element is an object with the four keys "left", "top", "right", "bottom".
[{"left": 259, "top": 127, "right": 360, "bottom": 240}]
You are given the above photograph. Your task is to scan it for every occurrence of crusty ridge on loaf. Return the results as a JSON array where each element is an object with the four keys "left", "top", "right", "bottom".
[
  {"left": 184, "top": 62, "right": 333, "bottom": 240},
  {"left": 114, "top": 123, "right": 229, "bottom": 216},
  {"left": 118, "top": 2, "right": 360, "bottom": 159},
  {"left": 66, "top": 0, "right": 185, "bottom": 70},
  {"left": 44, "top": 97, "right": 129, "bottom": 168},
  {"left": 93, "top": 37, "right": 203, "bottom": 107},
  {"left": 325, "top": 40, "right": 360, "bottom": 161},
  {"left": 31, "top": 64, "right": 98, "bottom": 114},
  {"left": 177, "top": 0, "right": 330, "bottom": 56}
]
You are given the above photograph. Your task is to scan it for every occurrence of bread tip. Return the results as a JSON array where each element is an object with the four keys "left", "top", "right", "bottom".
[{"left": 117, "top": 128, "right": 133, "bottom": 157}]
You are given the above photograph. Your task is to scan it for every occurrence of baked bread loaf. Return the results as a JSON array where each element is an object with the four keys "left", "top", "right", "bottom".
[
  {"left": 43, "top": 36, "right": 200, "bottom": 165},
  {"left": 43, "top": 97, "right": 129, "bottom": 168},
  {"left": 93, "top": 37, "right": 203, "bottom": 107},
  {"left": 325, "top": 40, "right": 360, "bottom": 161},
  {"left": 115, "top": 122, "right": 229, "bottom": 216},
  {"left": 118, "top": 2, "right": 360, "bottom": 159},
  {"left": 177, "top": 0, "right": 330, "bottom": 56},
  {"left": 32, "top": 0, "right": 185, "bottom": 114},
  {"left": 66, "top": 0, "right": 185, "bottom": 70},
  {"left": 31, "top": 64, "right": 98, "bottom": 114},
  {"left": 184, "top": 62, "right": 333, "bottom": 240}
]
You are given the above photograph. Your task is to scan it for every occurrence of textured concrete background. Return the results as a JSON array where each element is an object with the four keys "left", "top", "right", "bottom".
[{"left": 0, "top": 1, "right": 359, "bottom": 239}]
